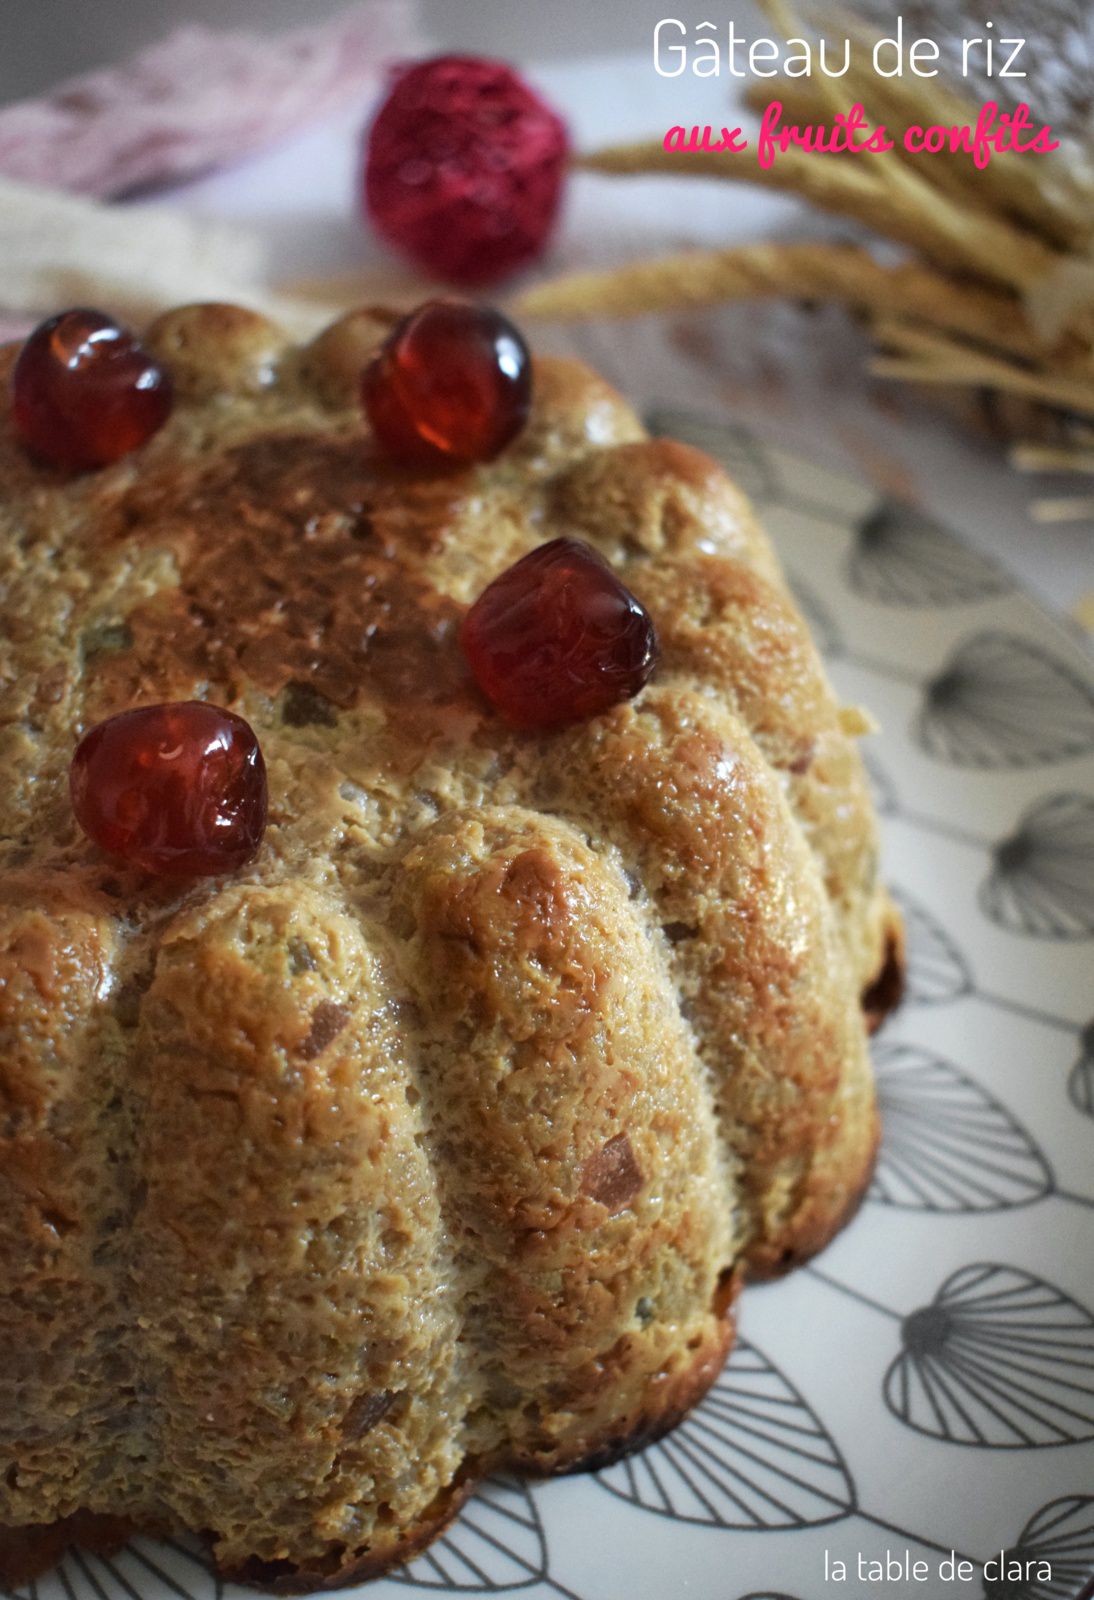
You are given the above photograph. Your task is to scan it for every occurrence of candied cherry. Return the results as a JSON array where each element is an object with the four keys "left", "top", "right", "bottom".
[
  {"left": 461, "top": 537, "right": 658, "bottom": 729},
  {"left": 70, "top": 702, "right": 267, "bottom": 878},
  {"left": 362, "top": 299, "right": 532, "bottom": 467},
  {"left": 12, "top": 308, "right": 172, "bottom": 471}
]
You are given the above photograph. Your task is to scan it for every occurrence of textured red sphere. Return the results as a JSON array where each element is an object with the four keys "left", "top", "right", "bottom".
[
  {"left": 362, "top": 299, "right": 532, "bottom": 466},
  {"left": 70, "top": 702, "right": 267, "bottom": 877},
  {"left": 461, "top": 538, "right": 659, "bottom": 729},
  {"left": 12, "top": 309, "right": 173, "bottom": 471},
  {"left": 364, "top": 54, "right": 569, "bottom": 287}
]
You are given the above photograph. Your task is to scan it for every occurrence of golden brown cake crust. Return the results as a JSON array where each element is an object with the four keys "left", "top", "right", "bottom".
[{"left": 0, "top": 304, "right": 901, "bottom": 1588}]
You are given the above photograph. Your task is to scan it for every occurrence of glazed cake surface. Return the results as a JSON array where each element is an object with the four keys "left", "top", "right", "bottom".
[{"left": 0, "top": 304, "right": 900, "bottom": 1588}]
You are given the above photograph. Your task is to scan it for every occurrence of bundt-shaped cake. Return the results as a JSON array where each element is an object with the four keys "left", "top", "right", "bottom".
[{"left": 0, "top": 302, "right": 901, "bottom": 1590}]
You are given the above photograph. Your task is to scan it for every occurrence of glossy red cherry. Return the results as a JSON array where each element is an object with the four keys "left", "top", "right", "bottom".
[
  {"left": 70, "top": 702, "right": 266, "bottom": 877},
  {"left": 461, "top": 538, "right": 659, "bottom": 729},
  {"left": 12, "top": 309, "right": 172, "bottom": 471},
  {"left": 362, "top": 300, "right": 532, "bottom": 467}
]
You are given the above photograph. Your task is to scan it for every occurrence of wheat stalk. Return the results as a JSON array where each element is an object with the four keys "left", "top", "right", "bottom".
[
  {"left": 1011, "top": 444, "right": 1094, "bottom": 472},
  {"left": 578, "top": 141, "right": 1061, "bottom": 293},
  {"left": 1030, "top": 496, "right": 1094, "bottom": 520},
  {"left": 869, "top": 317, "right": 1094, "bottom": 417},
  {"left": 755, "top": 0, "right": 1093, "bottom": 246},
  {"left": 546, "top": 3, "right": 1094, "bottom": 515},
  {"left": 513, "top": 241, "right": 1040, "bottom": 355}
]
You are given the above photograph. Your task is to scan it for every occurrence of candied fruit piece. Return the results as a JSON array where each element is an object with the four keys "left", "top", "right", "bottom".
[
  {"left": 12, "top": 309, "right": 172, "bottom": 471},
  {"left": 362, "top": 299, "right": 531, "bottom": 467},
  {"left": 461, "top": 538, "right": 658, "bottom": 729},
  {"left": 70, "top": 702, "right": 266, "bottom": 877}
]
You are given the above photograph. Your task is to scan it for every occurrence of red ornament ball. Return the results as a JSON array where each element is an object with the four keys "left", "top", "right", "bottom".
[
  {"left": 363, "top": 299, "right": 532, "bottom": 466},
  {"left": 461, "top": 538, "right": 659, "bottom": 730},
  {"left": 70, "top": 702, "right": 267, "bottom": 878},
  {"left": 364, "top": 54, "right": 569, "bottom": 287},
  {"left": 12, "top": 308, "right": 172, "bottom": 471}
]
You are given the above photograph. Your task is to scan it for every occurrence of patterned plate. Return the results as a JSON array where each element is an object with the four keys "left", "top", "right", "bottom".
[{"left": 9, "top": 423, "right": 1093, "bottom": 1600}]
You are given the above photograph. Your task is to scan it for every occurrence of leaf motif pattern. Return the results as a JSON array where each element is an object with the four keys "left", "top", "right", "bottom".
[
  {"left": 390, "top": 1476, "right": 546, "bottom": 1591},
  {"left": 861, "top": 749, "right": 900, "bottom": 817},
  {"left": 848, "top": 504, "right": 1011, "bottom": 606},
  {"left": 915, "top": 632, "right": 1094, "bottom": 768},
  {"left": 980, "top": 794, "right": 1094, "bottom": 940},
  {"left": 785, "top": 571, "right": 843, "bottom": 660},
  {"left": 887, "top": 886, "right": 973, "bottom": 1005},
  {"left": 984, "top": 1495, "right": 1094, "bottom": 1600},
  {"left": 869, "top": 1041, "right": 1051, "bottom": 1211},
  {"left": 884, "top": 1264, "right": 1094, "bottom": 1447},
  {"left": 1069, "top": 1023, "right": 1094, "bottom": 1120},
  {"left": 5, "top": 1538, "right": 222, "bottom": 1600},
  {"left": 596, "top": 1338, "right": 855, "bottom": 1528},
  {"left": 644, "top": 408, "right": 780, "bottom": 505}
]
